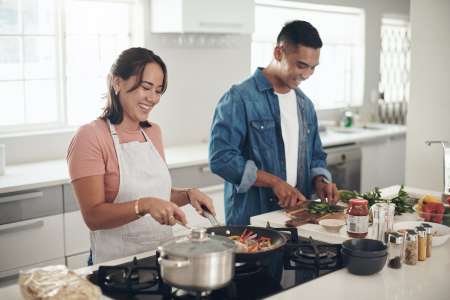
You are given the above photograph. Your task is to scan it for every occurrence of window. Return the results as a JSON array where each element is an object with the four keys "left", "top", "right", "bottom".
[
  {"left": 0, "top": 0, "right": 143, "bottom": 133},
  {"left": 252, "top": 0, "right": 365, "bottom": 109},
  {"left": 377, "top": 16, "right": 410, "bottom": 124}
]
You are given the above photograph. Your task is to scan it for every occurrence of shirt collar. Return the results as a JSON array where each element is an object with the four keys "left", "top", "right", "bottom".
[{"left": 254, "top": 67, "right": 274, "bottom": 92}]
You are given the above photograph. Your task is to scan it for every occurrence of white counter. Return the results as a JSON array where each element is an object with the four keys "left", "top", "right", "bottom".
[
  {"left": 0, "top": 124, "right": 405, "bottom": 194},
  {"left": 1, "top": 185, "right": 449, "bottom": 300}
]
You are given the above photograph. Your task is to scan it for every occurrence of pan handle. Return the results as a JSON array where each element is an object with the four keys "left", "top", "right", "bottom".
[
  {"left": 266, "top": 222, "right": 299, "bottom": 242},
  {"left": 201, "top": 204, "right": 222, "bottom": 226}
]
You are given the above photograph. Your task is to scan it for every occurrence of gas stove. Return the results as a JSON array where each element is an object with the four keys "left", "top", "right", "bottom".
[{"left": 88, "top": 229, "right": 343, "bottom": 299}]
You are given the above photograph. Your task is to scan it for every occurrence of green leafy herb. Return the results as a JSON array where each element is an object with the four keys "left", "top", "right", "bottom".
[{"left": 338, "top": 185, "right": 415, "bottom": 215}]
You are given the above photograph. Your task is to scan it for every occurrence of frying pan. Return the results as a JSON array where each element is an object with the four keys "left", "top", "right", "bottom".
[{"left": 205, "top": 224, "right": 288, "bottom": 262}]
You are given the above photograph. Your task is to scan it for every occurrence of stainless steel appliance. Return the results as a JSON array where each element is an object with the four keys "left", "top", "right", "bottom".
[
  {"left": 325, "top": 143, "right": 361, "bottom": 191},
  {"left": 88, "top": 227, "right": 343, "bottom": 299}
]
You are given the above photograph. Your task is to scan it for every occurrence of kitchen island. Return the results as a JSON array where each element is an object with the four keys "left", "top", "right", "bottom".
[{"left": 1, "top": 185, "right": 448, "bottom": 300}]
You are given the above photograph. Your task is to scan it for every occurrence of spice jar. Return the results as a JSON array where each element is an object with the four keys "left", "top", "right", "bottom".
[
  {"left": 422, "top": 223, "right": 433, "bottom": 258},
  {"left": 404, "top": 229, "right": 418, "bottom": 265},
  {"left": 387, "top": 232, "right": 404, "bottom": 269},
  {"left": 416, "top": 226, "right": 427, "bottom": 261},
  {"left": 346, "top": 199, "right": 369, "bottom": 238}
]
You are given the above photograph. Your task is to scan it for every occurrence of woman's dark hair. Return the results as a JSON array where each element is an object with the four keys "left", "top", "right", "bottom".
[
  {"left": 100, "top": 47, "right": 168, "bottom": 127},
  {"left": 277, "top": 20, "right": 322, "bottom": 49}
]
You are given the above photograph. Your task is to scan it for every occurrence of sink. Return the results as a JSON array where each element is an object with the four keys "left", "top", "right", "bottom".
[{"left": 329, "top": 125, "right": 384, "bottom": 134}]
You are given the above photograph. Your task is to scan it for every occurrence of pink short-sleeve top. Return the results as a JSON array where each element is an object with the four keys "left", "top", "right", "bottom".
[{"left": 66, "top": 119, "right": 166, "bottom": 203}]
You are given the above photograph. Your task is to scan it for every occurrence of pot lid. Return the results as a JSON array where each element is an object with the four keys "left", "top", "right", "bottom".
[{"left": 159, "top": 228, "right": 235, "bottom": 257}]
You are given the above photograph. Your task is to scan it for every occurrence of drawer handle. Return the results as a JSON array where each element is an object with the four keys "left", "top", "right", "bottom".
[
  {"left": 0, "top": 191, "right": 44, "bottom": 204},
  {"left": 0, "top": 220, "right": 44, "bottom": 235}
]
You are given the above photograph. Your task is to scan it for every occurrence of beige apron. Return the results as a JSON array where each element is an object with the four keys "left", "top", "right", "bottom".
[{"left": 90, "top": 120, "right": 173, "bottom": 264}]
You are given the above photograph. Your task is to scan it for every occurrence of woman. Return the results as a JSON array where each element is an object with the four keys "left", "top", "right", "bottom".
[{"left": 67, "top": 47, "right": 215, "bottom": 264}]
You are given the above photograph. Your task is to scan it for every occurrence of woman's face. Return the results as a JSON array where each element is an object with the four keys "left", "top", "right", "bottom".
[{"left": 117, "top": 62, "right": 164, "bottom": 124}]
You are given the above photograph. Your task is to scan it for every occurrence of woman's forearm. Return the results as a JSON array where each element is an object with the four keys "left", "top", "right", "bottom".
[
  {"left": 82, "top": 200, "right": 139, "bottom": 231},
  {"left": 170, "top": 188, "right": 191, "bottom": 207}
]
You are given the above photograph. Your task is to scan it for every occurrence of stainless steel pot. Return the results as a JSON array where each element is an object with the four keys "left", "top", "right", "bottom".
[{"left": 158, "top": 228, "right": 235, "bottom": 291}]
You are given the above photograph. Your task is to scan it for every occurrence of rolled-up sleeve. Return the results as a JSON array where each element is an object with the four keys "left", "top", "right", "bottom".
[
  {"left": 309, "top": 109, "right": 332, "bottom": 184},
  {"left": 209, "top": 87, "right": 256, "bottom": 193}
]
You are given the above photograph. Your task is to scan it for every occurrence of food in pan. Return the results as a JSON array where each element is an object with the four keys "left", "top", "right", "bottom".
[{"left": 228, "top": 228, "right": 272, "bottom": 253}]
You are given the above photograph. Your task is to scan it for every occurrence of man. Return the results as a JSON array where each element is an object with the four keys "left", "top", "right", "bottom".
[{"left": 209, "top": 20, "right": 339, "bottom": 226}]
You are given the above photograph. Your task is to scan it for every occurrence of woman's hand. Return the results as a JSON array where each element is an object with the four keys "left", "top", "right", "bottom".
[
  {"left": 187, "top": 188, "right": 216, "bottom": 216},
  {"left": 140, "top": 197, "right": 187, "bottom": 226}
]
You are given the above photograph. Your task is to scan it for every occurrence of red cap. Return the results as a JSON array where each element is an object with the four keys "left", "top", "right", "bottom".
[{"left": 349, "top": 198, "right": 368, "bottom": 205}]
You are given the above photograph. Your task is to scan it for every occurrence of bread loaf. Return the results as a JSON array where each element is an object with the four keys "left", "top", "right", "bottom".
[{"left": 18, "top": 265, "right": 101, "bottom": 300}]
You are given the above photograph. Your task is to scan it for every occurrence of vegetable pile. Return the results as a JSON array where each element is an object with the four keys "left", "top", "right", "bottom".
[{"left": 339, "top": 185, "right": 415, "bottom": 216}]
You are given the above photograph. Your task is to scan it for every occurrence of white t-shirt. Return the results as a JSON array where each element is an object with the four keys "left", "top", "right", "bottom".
[{"left": 276, "top": 90, "right": 299, "bottom": 186}]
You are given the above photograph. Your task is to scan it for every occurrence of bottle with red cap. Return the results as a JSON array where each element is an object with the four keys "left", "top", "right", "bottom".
[{"left": 346, "top": 199, "right": 369, "bottom": 238}]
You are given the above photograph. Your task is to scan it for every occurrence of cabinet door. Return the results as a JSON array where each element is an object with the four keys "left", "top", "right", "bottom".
[
  {"left": 64, "top": 211, "right": 90, "bottom": 257},
  {"left": 0, "top": 215, "right": 64, "bottom": 278},
  {"left": 361, "top": 135, "right": 406, "bottom": 192}
]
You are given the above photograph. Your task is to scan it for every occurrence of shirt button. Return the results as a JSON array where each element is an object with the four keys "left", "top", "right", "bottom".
[
  {"left": 261, "top": 125, "right": 264, "bottom": 129},
  {"left": 269, "top": 198, "right": 274, "bottom": 202}
]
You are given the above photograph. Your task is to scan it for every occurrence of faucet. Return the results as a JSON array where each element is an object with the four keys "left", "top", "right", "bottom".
[{"left": 425, "top": 140, "right": 450, "bottom": 201}]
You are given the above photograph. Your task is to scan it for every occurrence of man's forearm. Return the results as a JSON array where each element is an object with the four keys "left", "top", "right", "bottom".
[{"left": 254, "top": 170, "right": 282, "bottom": 188}]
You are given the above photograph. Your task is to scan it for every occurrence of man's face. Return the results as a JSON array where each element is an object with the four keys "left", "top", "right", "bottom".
[{"left": 275, "top": 44, "right": 320, "bottom": 90}]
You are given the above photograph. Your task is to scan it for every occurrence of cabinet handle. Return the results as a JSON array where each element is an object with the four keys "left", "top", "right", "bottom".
[
  {"left": 0, "top": 191, "right": 44, "bottom": 204},
  {"left": 0, "top": 220, "right": 44, "bottom": 235}
]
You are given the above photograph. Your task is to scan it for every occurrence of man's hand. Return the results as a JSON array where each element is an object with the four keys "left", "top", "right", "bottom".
[
  {"left": 314, "top": 176, "right": 339, "bottom": 205},
  {"left": 272, "top": 178, "right": 306, "bottom": 208}
]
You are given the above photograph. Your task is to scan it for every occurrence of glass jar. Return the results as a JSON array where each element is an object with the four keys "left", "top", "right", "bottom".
[
  {"left": 416, "top": 226, "right": 427, "bottom": 261},
  {"left": 404, "top": 229, "right": 418, "bottom": 265},
  {"left": 346, "top": 199, "right": 369, "bottom": 238},
  {"left": 387, "top": 232, "right": 404, "bottom": 269},
  {"left": 422, "top": 223, "right": 433, "bottom": 257}
]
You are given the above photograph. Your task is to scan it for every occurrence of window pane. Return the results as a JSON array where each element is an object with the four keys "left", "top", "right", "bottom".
[
  {"left": 0, "top": 37, "right": 22, "bottom": 80},
  {"left": 0, "top": 81, "right": 24, "bottom": 125},
  {"left": 24, "top": 79, "right": 58, "bottom": 123},
  {"left": 23, "top": 0, "right": 56, "bottom": 34},
  {"left": 0, "top": 0, "right": 20, "bottom": 34},
  {"left": 24, "top": 36, "right": 57, "bottom": 79},
  {"left": 65, "top": 36, "right": 101, "bottom": 77},
  {"left": 253, "top": 1, "right": 365, "bottom": 109},
  {"left": 67, "top": 77, "right": 105, "bottom": 125}
]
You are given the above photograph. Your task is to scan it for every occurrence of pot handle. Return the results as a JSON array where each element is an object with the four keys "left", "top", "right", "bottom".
[{"left": 158, "top": 257, "right": 191, "bottom": 268}]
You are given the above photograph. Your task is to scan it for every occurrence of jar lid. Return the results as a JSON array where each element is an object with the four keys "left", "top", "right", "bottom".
[
  {"left": 389, "top": 232, "right": 404, "bottom": 244},
  {"left": 159, "top": 228, "right": 235, "bottom": 258},
  {"left": 349, "top": 199, "right": 368, "bottom": 205}
]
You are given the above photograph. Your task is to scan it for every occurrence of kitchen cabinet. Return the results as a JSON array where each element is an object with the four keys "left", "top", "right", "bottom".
[
  {"left": 151, "top": 0, "right": 254, "bottom": 34},
  {"left": 0, "top": 187, "right": 64, "bottom": 280},
  {"left": 360, "top": 134, "right": 406, "bottom": 193}
]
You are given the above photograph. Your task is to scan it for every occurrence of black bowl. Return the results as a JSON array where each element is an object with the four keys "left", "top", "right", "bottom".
[
  {"left": 342, "top": 239, "right": 387, "bottom": 257},
  {"left": 341, "top": 249, "right": 387, "bottom": 275},
  {"left": 341, "top": 247, "right": 387, "bottom": 259}
]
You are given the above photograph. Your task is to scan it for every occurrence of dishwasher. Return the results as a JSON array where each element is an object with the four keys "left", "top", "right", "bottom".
[{"left": 324, "top": 143, "right": 361, "bottom": 192}]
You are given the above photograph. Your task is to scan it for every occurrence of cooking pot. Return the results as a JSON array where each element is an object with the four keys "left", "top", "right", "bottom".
[{"left": 158, "top": 228, "right": 235, "bottom": 291}]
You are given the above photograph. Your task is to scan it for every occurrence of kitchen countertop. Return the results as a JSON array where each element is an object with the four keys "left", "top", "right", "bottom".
[
  {"left": 1, "top": 185, "right": 448, "bottom": 300},
  {"left": 0, "top": 123, "right": 405, "bottom": 194}
]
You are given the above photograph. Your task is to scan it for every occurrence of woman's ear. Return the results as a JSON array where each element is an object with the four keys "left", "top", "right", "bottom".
[{"left": 113, "top": 76, "right": 121, "bottom": 95}]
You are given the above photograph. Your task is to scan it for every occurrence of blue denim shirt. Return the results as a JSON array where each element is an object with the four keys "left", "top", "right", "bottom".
[{"left": 209, "top": 68, "right": 331, "bottom": 225}]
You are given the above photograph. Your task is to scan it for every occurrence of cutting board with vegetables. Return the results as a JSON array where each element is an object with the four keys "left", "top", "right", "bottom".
[{"left": 285, "top": 202, "right": 346, "bottom": 227}]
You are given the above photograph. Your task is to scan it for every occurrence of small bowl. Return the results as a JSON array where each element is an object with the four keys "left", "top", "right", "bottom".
[
  {"left": 318, "top": 219, "right": 345, "bottom": 233},
  {"left": 341, "top": 249, "right": 387, "bottom": 276},
  {"left": 342, "top": 239, "right": 387, "bottom": 258}
]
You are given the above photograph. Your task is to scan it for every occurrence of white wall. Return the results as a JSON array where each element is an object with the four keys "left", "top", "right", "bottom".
[
  {"left": 405, "top": 0, "right": 450, "bottom": 192},
  {"left": 0, "top": 0, "right": 410, "bottom": 165}
]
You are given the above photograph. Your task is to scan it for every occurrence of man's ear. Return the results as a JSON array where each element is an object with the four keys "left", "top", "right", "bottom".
[{"left": 274, "top": 45, "right": 283, "bottom": 62}]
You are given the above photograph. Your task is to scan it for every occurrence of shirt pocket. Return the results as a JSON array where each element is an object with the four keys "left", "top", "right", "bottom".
[{"left": 249, "top": 119, "right": 276, "bottom": 150}]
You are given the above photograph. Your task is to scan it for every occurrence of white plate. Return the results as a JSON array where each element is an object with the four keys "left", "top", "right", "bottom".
[{"left": 393, "top": 221, "right": 450, "bottom": 247}]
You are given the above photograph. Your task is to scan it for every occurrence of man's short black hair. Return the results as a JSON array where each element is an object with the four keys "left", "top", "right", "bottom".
[{"left": 277, "top": 20, "right": 322, "bottom": 49}]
